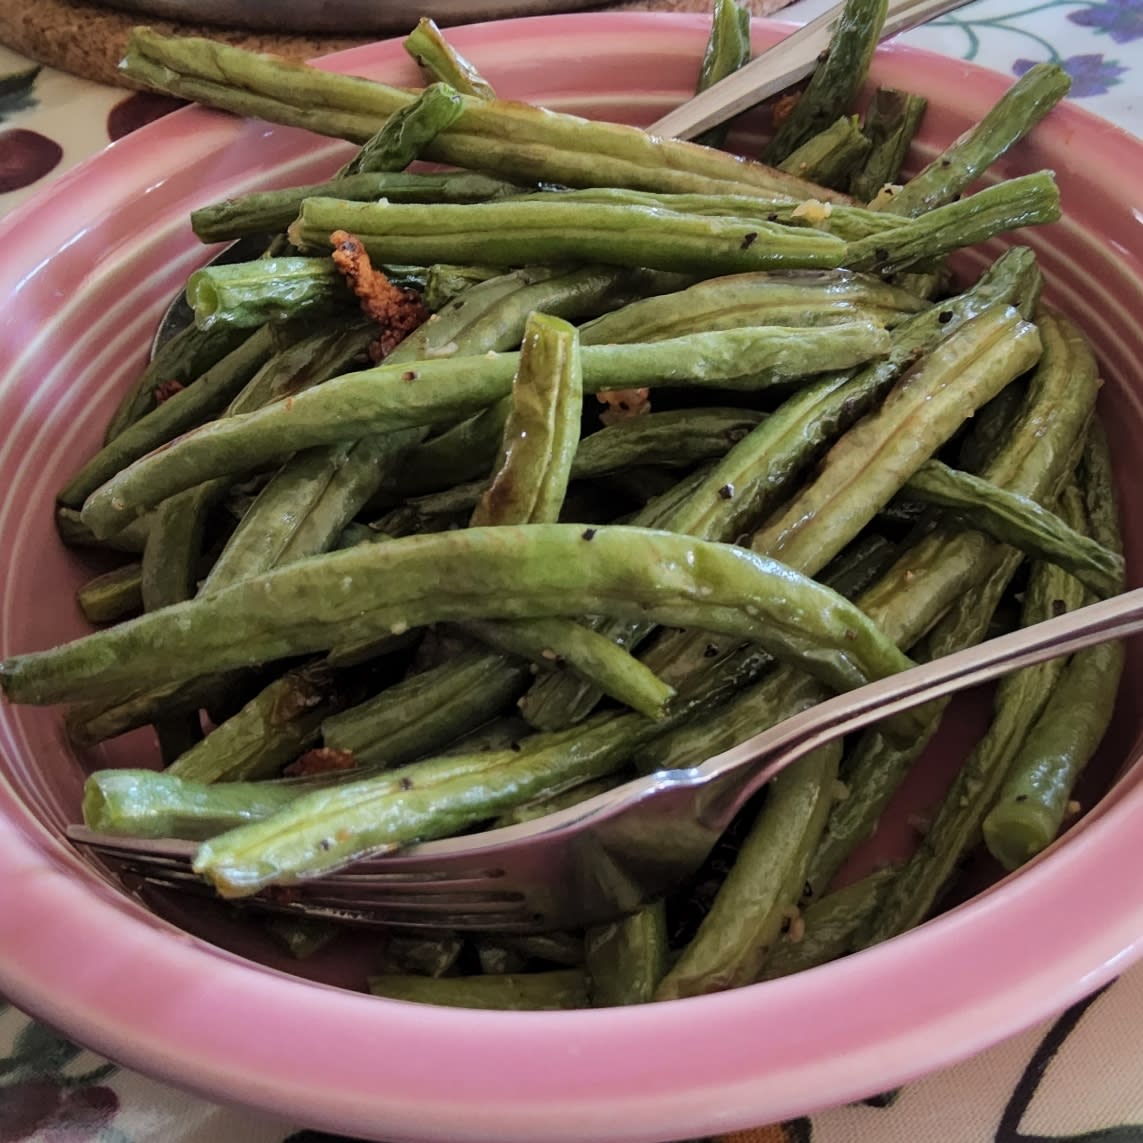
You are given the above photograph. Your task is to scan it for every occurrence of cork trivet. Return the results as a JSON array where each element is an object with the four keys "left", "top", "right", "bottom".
[{"left": 0, "top": 0, "right": 796, "bottom": 89}]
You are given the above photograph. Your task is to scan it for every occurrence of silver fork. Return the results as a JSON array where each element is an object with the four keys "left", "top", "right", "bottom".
[
  {"left": 69, "top": 587, "right": 1143, "bottom": 933},
  {"left": 647, "top": 0, "right": 978, "bottom": 141}
]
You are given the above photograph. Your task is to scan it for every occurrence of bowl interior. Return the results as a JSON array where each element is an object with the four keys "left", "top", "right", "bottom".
[{"left": 2, "top": 14, "right": 1143, "bottom": 1142}]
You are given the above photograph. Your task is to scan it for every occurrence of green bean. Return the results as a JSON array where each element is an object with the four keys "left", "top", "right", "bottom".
[
  {"left": 367, "top": 971, "right": 587, "bottom": 1010},
  {"left": 79, "top": 322, "right": 890, "bottom": 538},
  {"left": 9, "top": 524, "right": 919, "bottom": 712},
  {"left": 76, "top": 563, "right": 143, "bottom": 625},
  {"left": 411, "top": 409, "right": 764, "bottom": 518},
  {"left": 461, "top": 618, "right": 674, "bottom": 721},
  {"left": 341, "top": 81, "right": 464, "bottom": 177},
  {"left": 751, "top": 305, "right": 1042, "bottom": 572},
  {"left": 66, "top": 673, "right": 235, "bottom": 748},
  {"left": 321, "top": 649, "right": 529, "bottom": 768},
  {"left": 957, "top": 379, "right": 1028, "bottom": 473},
  {"left": 165, "top": 661, "right": 341, "bottom": 784},
  {"left": 58, "top": 325, "right": 278, "bottom": 509},
  {"left": 900, "top": 459, "right": 1124, "bottom": 597},
  {"left": 846, "top": 172, "right": 1060, "bottom": 274},
  {"left": 56, "top": 507, "right": 152, "bottom": 554},
  {"left": 102, "top": 320, "right": 251, "bottom": 444},
  {"left": 193, "top": 709, "right": 646, "bottom": 895},
  {"left": 121, "top": 28, "right": 847, "bottom": 203},
  {"left": 499, "top": 933, "right": 586, "bottom": 967},
  {"left": 404, "top": 18, "right": 496, "bottom": 100},
  {"left": 289, "top": 197, "right": 850, "bottom": 275},
  {"left": 201, "top": 435, "right": 414, "bottom": 593},
  {"left": 192, "top": 171, "right": 525, "bottom": 244},
  {"left": 762, "top": 0, "right": 888, "bottom": 163},
  {"left": 140, "top": 473, "right": 220, "bottom": 763},
  {"left": 777, "top": 116, "right": 872, "bottom": 190},
  {"left": 289, "top": 174, "right": 1056, "bottom": 281},
  {"left": 694, "top": 0, "right": 752, "bottom": 149},
  {"left": 186, "top": 260, "right": 351, "bottom": 331},
  {"left": 475, "top": 939, "right": 529, "bottom": 976},
  {"left": 577, "top": 270, "right": 927, "bottom": 346},
  {"left": 586, "top": 902, "right": 668, "bottom": 1005},
  {"left": 656, "top": 742, "right": 842, "bottom": 999},
  {"left": 471, "top": 313, "right": 583, "bottom": 526},
  {"left": 274, "top": 435, "right": 416, "bottom": 567},
  {"left": 263, "top": 916, "right": 340, "bottom": 960},
  {"left": 493, "top": 774, "right": 626, "bottom": 827},
  {"left": 849, "top": 89, "right": 928, "bottom": 203},
  {"left": 379, "top": 932, "right": 465, "bottom": 977},
  {"left": 758, "top": 869, "right": 896, "bottom": 980},
  {"left": 421, "top": 263, "right": 505, "bottom": 310},
  {"left": 877, "top": 63, "right": 1071, "bottom": 217},
  {"left": 522, "top": 188, "right": 908, "bottom": 241},
  {"left": 983, "top": 427, "right": 1125, "bottom": 870},
  {"left": 83, "top": 769, "right": 303, "bottom": 840}
]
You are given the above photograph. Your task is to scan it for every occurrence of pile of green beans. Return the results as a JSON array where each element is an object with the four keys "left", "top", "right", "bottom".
[{"left": 2, "top": 1, "right": 1128, "bottom": 1011}]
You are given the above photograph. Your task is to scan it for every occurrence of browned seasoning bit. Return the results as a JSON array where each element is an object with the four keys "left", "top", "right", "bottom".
[
  {"left": 402, "top": 370, "right": 419, "bottom": 381},
  {"left": 582, "top": 528, "right": 597, "bottom": 541},
  {"left": 718, "top": 483, "right": 735, "bottom": 500},
  {"left": 154, "top": 380, "right": 185, "bottom": 404},
  {"left": 330, "top": 228, "right": 428, "bottom": 360},
  {"left": 937, "top": 311, "right": 953, "bottom": 324},
  {"left": 704, "top": 643, "right": 720, "bottom": 658},
  {"left": 741, "top": 232, "right": 758, "bottom": 250},
  {"left": 399, "top": 776, "right": 414, "bottom": 791},
  {"left": 284, "top": 746, "right": 356, "bottom": 778}
]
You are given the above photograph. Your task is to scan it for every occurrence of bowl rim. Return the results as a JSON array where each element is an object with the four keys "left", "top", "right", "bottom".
[{"left": 3, "top": 13, "right": 1143, "bottom": 1142}]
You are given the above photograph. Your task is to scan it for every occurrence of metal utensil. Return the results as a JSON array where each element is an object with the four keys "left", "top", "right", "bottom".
[
  {"left": 70, "top": 586, "right": 1143, "bottom": 934},
  {"left": 649, "top": 0, "right": 977, "bottom": 140}
]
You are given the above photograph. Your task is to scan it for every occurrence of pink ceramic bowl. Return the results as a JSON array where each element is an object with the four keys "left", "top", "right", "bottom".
[{"left": 2, "top": 14, "right": 1143, "bottom": 1142}]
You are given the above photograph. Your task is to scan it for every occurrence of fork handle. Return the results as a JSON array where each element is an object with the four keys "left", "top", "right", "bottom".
[
  {"left": 703, "top": 586, "right": 1143, "bottom": 826},
  {"left": 648, "top": 0, "right": 976, "bottom": 141}
]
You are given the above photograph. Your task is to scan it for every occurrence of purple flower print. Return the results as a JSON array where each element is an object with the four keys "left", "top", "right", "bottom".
[
  {"left": 1013, "top": 53, "right": 1128, "bottom": 96},
  {"left": 1069, "top": 0, "right": 1143, "bottom": 44}
]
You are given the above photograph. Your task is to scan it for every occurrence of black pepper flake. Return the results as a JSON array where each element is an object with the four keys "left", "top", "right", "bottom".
[
  {"left": 319, "top": 838, "right": 332, "bottom": 851},
  {"left": 874, "top": 247, "right": 890, "bottom": 263},
  {"left": 1051, "top": 598, "right": 1067, "bottom": 617},
  {"left": 844, "top": 629, "right": 857, "bottom": 641},
  {"left": 767, "top": 212, "right": 779, "bottom": 222},
  {"left": 402, "top": 370, "right": 419, "bottom": 381},
  {"left": 704, "top": 643, "right": 720, "bottom": 658},
  {"left": 510, "top": 741, "right": 522, "bottom": 752},
  {"left": 399, "top": 776, "right": 414, "bottom": 791},
  {"left": 454, "top": 299, "right": 465, "bottom": 309},
  {"left": 582, "top": 527, "right": 597, "bottom": 541},
  {"left": 741, "top": 231, "right": 758, "bottom": 250},
  {"left": 718, "top": 483, "right": 735, "bottom": 500},
  {"left": 1015, "top": 793, "right": 1028, "bottom": 802},
  {"left": 816, "top": 48, "right": 829, "bottom": 62},
  {"left": 803, "top": 880, "right": 813, "bottom": 899},
  {"left": 937, "top": 311, "right": 953, "bottom": 324},
  {"left": 940, "top": 158, "right": 952, "bottom": 167}
]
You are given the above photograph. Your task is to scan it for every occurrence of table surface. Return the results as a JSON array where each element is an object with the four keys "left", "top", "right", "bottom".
[{"left": 2, "top": 3, "right": 1143, "bottom": 1141}]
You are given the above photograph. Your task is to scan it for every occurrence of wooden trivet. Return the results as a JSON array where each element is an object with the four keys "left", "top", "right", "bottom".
[{"left": 0, "top": 0, "right": 796, "bottom": 89}]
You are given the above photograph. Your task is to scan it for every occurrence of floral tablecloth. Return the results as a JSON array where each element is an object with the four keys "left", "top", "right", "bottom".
[{"left": 3, "top": 1, "right": 1143, "bottom": 1139}]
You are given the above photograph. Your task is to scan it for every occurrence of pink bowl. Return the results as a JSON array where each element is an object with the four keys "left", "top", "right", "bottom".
[{"left": 3, "top": 14, "right": 1143, "bottom": 1142}]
